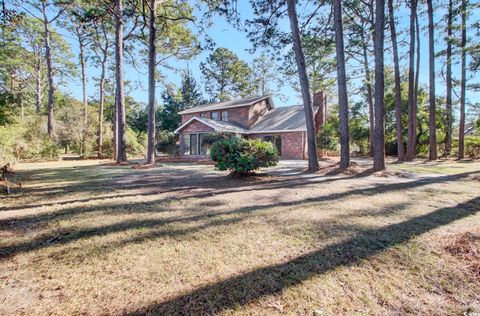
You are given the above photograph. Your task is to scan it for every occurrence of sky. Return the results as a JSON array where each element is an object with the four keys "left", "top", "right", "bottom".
[{"left": 22, "top": 1, "right": 480, "bottom": 113}]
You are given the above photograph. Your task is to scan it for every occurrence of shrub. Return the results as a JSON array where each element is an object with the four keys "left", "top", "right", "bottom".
[
  {"left": 210, "top": 138, "right": 279, "bottom": 176},
  {"left": 156, "top": 131, "right": 179, "bottom": 156}
]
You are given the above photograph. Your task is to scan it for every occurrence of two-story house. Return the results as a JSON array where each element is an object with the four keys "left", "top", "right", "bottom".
[{"left": 174, "top": 94, "right": 324, "bottom": 160}]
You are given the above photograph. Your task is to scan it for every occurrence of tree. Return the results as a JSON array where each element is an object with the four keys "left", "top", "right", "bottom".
[
  {"left": 89, "top": 6, "right": 114, "bottom": 158},
  {"left": 146, "top": 0, "right": 157, "bottom": 164},
  {"left": 405, "top": 0, "right": 417, "bottom": 161},
  {"left": 458, "top": 0, "right": 467, "bottom": 159},
  {"left": 180, "top": 70, "right": 203, "bottom": 110},
  {"left": 286, "top": 0, "right": 319, "bottom": 172},
  {"left": 388, "top": 0, "right": 405, "bottom": 161},
  {"left": 373, "top": 0, "right": 385, "bottom": 171},
  {"left": 445, "top": 0, "right": 453, "bottom": 156},
  {"left": 427, "top": 0, "right": 437, "bottom": 160},
  {"left": 251, "top": 53, "right": 286, "bottom": 99},
  {"left": 200, "top": 47, "right": 252, "bottom": 101},
  {"left": 333, "top": 0, "right": 350, "bottom": 169},
  {"left": 114, "top": 0, "right": 127, "bottom": 163},
  {"left": 39, "top": 0, "right": 66, "bottom": 137}
]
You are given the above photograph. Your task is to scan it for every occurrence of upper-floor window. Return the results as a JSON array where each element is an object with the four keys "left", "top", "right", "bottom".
[
  {"left": 211, "top": 112, "right": 220, "bottom": 120},
  {"left": 221, "top": 111, "right": 228, "bottom": 121},
  {"left": 199, "top": 113, "right": 206, "bottom": 118}
]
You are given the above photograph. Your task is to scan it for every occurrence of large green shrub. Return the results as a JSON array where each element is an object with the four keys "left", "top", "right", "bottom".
[{"left": 210, "top": 138, "right": 279, "bottom": 175}]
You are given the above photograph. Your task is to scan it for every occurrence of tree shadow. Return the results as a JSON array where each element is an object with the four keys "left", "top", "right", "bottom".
[
  {"left": 1, "top": 171, "right": 477, "bottom": 260},
  {"left": 123, "top": 196, "right": 480, "bottom": 315}
]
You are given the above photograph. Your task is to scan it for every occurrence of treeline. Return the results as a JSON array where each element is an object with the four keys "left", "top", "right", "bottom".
[{"left": 1, "top": 0, "right": 479, "bottom": 170}]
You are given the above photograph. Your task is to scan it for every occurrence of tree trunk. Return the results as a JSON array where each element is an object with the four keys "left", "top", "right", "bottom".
[
  {"left": 35, "top": 67, "right": 42, "bottom": 112},
  {"left": 41, "top": 1, "right": 55, "bottom": 137},
  {"left": 98, "top": 57, "right": 106, "bottom": 158},
  {"left": 458, "top": 0, "right": 467, "bottom": 159},
  {"left": 286, "top": 0, "right": 319, "bottom": 172},
  {"left": 360, "top": 29, "right": 375, "bottom": 157},
  {"left": 427, "top": 0, "right": 437, "bottom": 160},
  {"left": 146, "top": 0, "right": 157, "bottom": 165},
  {"left": 445, "top": 0, "right": 453, "bottom": 156},
  {"left": 373, "top": 0, "right": 385, "bottom": 171},
  {"left": 78, "top": 33, "right": 87, "bottom": 156},
  {"left": 333, "top": 0, "right": 350, "bottom": 169},
  {"left": 388, "top": 0, "right": 405, "bottom": 161},
  {"left": 414, "top": 13, "right": 420, "bottom": 122},
  {"left": 405, "top": 0, "right": 417, "bottom": 161},
  {"left": 115, "top": 0, "right": 127, "bottom": 163}
]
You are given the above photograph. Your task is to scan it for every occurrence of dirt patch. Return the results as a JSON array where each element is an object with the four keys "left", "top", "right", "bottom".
[{"left": 445, "top": 231, "right": 480, "bottom": 277}]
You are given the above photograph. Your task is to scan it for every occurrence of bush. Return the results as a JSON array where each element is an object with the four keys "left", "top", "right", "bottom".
[
  {"left": 156, "top": 131, "right": 179, "bottom": 156},
  {"left": 210, "top": 138, "right": 279, "bottom": 175}
]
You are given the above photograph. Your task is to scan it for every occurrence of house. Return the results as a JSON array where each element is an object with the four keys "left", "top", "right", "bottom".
[{"left": 174, "top": 94, "right": 325, "bottom": 160}]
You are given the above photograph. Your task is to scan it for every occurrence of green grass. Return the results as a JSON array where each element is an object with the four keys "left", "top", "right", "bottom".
[{"left": 0, "top": 159, "right": 479, "bottom": 315}]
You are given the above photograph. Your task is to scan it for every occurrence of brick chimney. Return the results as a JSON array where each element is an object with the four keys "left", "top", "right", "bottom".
[{"left": 313, "top": 91, "right": 324, "bottom": 133}]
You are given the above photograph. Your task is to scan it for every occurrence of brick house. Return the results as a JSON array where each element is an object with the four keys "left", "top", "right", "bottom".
[{"left": 174, "top": 94, "right": 325, "bottom": 160}]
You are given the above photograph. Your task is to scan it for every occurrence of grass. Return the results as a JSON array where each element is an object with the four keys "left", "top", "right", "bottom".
[{"left": 0, "top": 158, "right": 479, "bottom": 315}]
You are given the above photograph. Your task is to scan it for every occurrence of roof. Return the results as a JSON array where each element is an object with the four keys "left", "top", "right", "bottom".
[
  {"left": 175, "top": 104, "right": 314, "bottom": 134},
  {"left": 178, "top": 95, "right": 274, "bottom": 115},
  {"left": 249, "top": 104, "right": 310, "bottom": 133},
  {"left": 174, "top": 116, "right": 248, "bottom": 134}
]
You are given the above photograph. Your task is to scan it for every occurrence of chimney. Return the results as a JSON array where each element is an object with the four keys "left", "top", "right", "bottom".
[{"left": 313, "top": 91, "right": 324, "bottom": 133}]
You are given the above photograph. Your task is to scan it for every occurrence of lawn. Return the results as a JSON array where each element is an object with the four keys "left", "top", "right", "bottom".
[{"left": 1, "top": 158, "right": 479, "bottom": 315}]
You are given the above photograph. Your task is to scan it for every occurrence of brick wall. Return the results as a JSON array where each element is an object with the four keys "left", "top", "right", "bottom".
[
  {"left": 250, "top": 131, "right": 306, "bottom": 160},
  {"left": 181, "top": 107, "right": 250, "bottom": 128},
  {"left": 248, "top": 100, "right": 270, "bottom": 127},
  {"left": 179, "top": 121, "right": 214, "bottom": 156}
]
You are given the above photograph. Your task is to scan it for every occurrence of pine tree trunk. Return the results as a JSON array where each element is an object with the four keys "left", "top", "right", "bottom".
[
  {"left": 427, "top": 0, "right": 437, "bottom": 160},
  {"left": 146, "top": 0, "right": 157, "bottom": 165},
  {"left": 79, "top": 34, "right": 88, "bottom": 156},
  {"left": 445, "top": 0, "right": 453, "bottom": 156},
  {"left": 333, "top": 0, "right": 350, "bottom": 169},
  {"left": 388, "top": 0, "right": 405, "bottom": 161},
  {"left": 405, "top": 0, "right": 417, "bottom": 161},
  {"left": 98, "top": 57, "right": 106, "bottom": 158},
  {"left": 286, "top": 0, "right": 319, "bottom": 172},
  {"left": 41, "top": 2, "right": 55, "bottom": 137},
  {"left": 458, "top": 0, "right": 467, "bottom": 159},
  {"left": 360, "top": 29, "right": 375, "bottom": 157},
  {"left": 373, "top": 0, "right": 385, "bottom": 171},
  {"left": 115, "top": 0, "right": 127, "bottom": 163},
  {"left": 35, "top": 67, "right": 42, "bottom": 112}
]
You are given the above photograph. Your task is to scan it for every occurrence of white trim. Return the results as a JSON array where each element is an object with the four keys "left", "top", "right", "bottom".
[{"left": 174, "top": 117, "right": 218, "bottom": 134}]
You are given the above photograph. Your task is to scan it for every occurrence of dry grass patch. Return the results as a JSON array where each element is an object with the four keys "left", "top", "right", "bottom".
[{"left": 0, "top": 159, "right": 479, "bottom": 315}]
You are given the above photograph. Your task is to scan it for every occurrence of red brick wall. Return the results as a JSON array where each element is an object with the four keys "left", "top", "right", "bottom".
[
  {"left": 248, "top": 100, "right": 270, "bottom": 127},
  {"left": 179, "top": 121, "right": 214, "bottom": 156},
  {"left": 181, "top": 107, "right": 249, "bottom": 128},
  {"left": 250, "top": 131, "right": 306, "bottom": 160}
]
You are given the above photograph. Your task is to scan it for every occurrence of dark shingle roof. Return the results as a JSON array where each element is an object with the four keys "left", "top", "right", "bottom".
[
  {"left": 178, "top": 95, "right": 274, "bottom": 115},
  {"left": 249, "top": 105, "right": 310, "bottom": 132}
]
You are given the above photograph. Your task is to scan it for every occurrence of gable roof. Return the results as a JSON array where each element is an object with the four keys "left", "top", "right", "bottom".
[
  {"left": 178, "top": 95, "right": 274, "bottom": 115},
  {"left": 249, "top": 104, "right": 310, "bottom": 133},
  {"left": 174, "top": 116, "right": 248, "bottom": 134}
]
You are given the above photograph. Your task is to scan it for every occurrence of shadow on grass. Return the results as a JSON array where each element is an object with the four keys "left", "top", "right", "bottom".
[
  {"left": 0, "top": 171, "right": 477, "bottom": 260},
  {"left": 124, "top": 196, "right": 480, "bottom": 315}
]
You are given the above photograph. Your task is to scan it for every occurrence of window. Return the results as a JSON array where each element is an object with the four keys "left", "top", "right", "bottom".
[
  {"left": 199, "top": 113, "right": 206, "bottom": 118},
  {"left": 211, "top": 112, "right": 220, "bottom": 120},
  {"left": 221, "top": 111, "right": 228, "bottom": 121},
  {"left": 199, "top": 133, "right": 211, "bottom": 155},
  {"left": 183, "top": 134, "right": 191, "bottom": 155},
  {"left": 190, "top": 134, "right": 198, "bottom": 155}
]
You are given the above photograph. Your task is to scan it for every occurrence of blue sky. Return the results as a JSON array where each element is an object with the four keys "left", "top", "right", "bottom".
[{"left": 53, "top": 2, "right": 479, "bottom": 114}]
